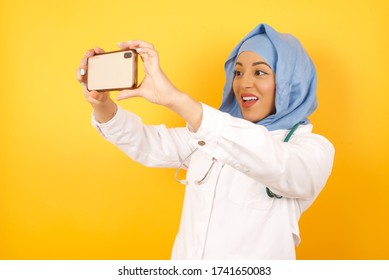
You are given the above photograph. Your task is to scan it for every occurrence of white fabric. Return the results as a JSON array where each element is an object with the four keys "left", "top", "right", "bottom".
[{"left": 92, "top": 103, "right": 335, "bottom": 259}]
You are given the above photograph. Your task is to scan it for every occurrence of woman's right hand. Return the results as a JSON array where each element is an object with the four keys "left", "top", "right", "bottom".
[
  {"left": 76, "top": 47, "right": 111, "bottom": 105},
  {"left": 76, "top": 47, "right": 117, "bottom": 123}
]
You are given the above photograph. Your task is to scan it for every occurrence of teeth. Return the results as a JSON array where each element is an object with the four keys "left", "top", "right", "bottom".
[{"left": 242, "top": 96, "right": 258, "bottom": 102}]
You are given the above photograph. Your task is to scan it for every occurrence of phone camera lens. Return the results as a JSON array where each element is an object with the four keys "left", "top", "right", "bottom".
[{"left": 124, "top": 52, "right": 132, "bottom": 59}]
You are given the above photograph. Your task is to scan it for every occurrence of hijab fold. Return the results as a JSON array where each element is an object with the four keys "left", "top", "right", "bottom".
[{"left": 219, "top": 23, "right": 318, "bottom": 131}]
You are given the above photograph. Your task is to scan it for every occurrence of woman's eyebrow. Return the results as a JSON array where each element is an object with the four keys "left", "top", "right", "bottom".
[
  {"left": 253, "top": 61, "right": 271, "bottom": 68},
  {"left": 236, "top": 61, "right": 271, "bottom": 68}
]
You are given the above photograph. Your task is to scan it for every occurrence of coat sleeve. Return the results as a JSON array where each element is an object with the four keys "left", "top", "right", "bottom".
[
  {"left": 92, "top": 106, "right": 193, "bottom": 168},
  {"left": 188, "top": 103, "right": 335, "bottom": 200}
]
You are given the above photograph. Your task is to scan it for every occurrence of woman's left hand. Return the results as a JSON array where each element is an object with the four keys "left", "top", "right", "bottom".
[
  {"left": 117, "top": 40, "right": 203, "bottom": 131},
  {"left": 116, "top": 40, "right": 181, "bottom": 107}
]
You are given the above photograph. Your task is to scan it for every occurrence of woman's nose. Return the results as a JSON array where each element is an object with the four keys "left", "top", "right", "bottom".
[{"left": 240, "top": 74, "right": 254, "bottom": 88}]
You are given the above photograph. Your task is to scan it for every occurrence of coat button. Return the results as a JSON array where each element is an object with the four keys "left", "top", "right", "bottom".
[{"left": 198, "top": 140, "right": 206, "bottom": 146}]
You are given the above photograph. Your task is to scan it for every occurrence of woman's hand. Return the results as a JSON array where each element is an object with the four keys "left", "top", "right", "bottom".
[
  {"left": 116, "top": 40, "right": 181, "bottom": 107},
  {"left": 76, "top": 47, "right": 117, "bottom": 123},
  {"left": 118, "top": 40, "right": 202, "bottom": 131},
  {"left": 76, "top": 47, "right": 111, "bottom": 104}
]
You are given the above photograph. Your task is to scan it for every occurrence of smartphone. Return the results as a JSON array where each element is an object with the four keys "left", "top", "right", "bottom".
[{"left": 87, "top": 50, "right": 138, "bottom": 91}]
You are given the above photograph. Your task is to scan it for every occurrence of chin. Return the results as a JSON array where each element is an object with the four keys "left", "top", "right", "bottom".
[
  {"left": 241, "top": 108, "right": 274, "bottom": 123},
  {"left": 243, "top": 114, "right": 264, "bottom": 123}
]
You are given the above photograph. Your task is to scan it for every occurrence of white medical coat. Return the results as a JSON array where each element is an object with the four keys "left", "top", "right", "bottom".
[{"left": 92, "top": 103, "right": 335, "bottom": 259}]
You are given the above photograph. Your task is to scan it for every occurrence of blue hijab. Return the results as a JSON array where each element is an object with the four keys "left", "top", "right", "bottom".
[{"left": 219, "top": 23, "right": 318, "bottom": 131}]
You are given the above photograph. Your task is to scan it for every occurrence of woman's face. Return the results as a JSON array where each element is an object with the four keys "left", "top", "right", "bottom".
[{"left": 232, "top": 51, "right": 276, "bottom": 123}]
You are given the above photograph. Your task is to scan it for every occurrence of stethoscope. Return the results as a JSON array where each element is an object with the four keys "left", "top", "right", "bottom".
[
  {"left": 174, "top": 123, "right": 300, "bottom": 199},
  {"left": 174, "top": 147, "right": 213, "bottom": 185}
]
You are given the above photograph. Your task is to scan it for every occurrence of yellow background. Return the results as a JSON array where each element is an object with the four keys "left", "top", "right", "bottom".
[{"left": 1, "top": 0, "right": 388, "bottom": 259}]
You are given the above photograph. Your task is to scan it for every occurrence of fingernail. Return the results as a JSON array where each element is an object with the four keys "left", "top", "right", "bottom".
[
  {"left": 81, "top": 82, "right": 85, "bottom": 86},
  {"left": 84, "top": 51, "right": 89, "bottom": 57},
  {"left": 80, "top": 68, "right": 86, "bottom": 76},
  {"left": 136, "top": 48, "right": 142, "bottom": 52}
]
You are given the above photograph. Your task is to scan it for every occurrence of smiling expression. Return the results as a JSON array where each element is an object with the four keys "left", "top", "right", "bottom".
[{"left": 232, "top": 51, "right": 276, "bottom": 123}]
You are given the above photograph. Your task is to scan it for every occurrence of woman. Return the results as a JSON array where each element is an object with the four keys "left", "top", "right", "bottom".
[{"left": 77, "top": 23, "right": 334, "bottom": 259}]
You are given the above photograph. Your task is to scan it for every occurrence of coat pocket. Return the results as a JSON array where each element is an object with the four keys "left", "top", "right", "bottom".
[{"left": 228, "top": 172, "right": 274, "bottom": 210}]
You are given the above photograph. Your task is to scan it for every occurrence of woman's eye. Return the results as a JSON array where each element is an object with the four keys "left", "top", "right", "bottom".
[
  {"left": 255, "top": 70, "right": 266, "bottom": 76},
  {"left": 233, "top": 70, "right": 242, "bottom": 77}
]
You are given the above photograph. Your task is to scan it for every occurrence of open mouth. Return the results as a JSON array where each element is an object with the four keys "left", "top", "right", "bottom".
[
  {"left": 242, "top": 96, "right": 258, "bottom": 103},
  {"left": 241, "top": 94, "right": 259, "bottom": 108}
]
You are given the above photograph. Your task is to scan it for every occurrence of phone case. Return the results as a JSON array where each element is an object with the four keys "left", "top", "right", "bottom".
[{"left": 87, "top": 50, "right": 138, "bottom": 91}]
